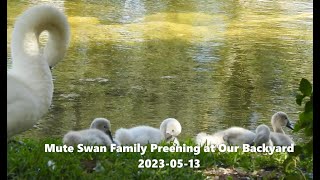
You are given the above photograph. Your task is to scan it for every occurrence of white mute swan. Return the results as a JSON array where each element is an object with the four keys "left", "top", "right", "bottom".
[
  {"left": 63, "top": 118, "right": 118, "bottom": 146},
  {"left": 269, "top": 112, "right": 294, "bottom": 146},
  {"left": 196, "top": 127, "right": 256, "bottom": 146},
  {"left": 253, "top": 124, "right": 273, "bottom": 146},
  {"left": 114, "top": 118, "right": 182, "bottom": 145},
  {"left": 7, "top": 5, "right": 70, "bottom": 139}
]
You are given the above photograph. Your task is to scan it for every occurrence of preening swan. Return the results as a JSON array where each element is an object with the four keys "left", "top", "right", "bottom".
[
  {"left": 269, "top": 112, "right": 294, "bottom": 146},
  {"left": 7, "top": 5, "right": 70, "bottom": 139},
  {"left": 114, "top": 118, "right": 182, "bottom": 145},
  {"left": 196, "top": 127, "right": 256, "bottom": 146},
  {"left": 222, "top": 127, "right": 256, "bottom": 145},
  {"left": 63, "top": 118, "right": 118, "bottom": 146},
  {"left": 195, "top": 131, "right": 225, "bottom": 146},
  {"left": 253, "top": 124, "right": 273, "bottom": 146},
  {"left": 159, "top": 118, "right": 182, "bottom": 145}
]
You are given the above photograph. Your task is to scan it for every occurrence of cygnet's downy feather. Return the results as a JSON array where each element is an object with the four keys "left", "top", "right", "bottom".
[
  {"left": 196, "top": 127, "right": 255, "bottom": 146},
  {"left": 115, "top": 118, "right": 182, "bottom": 145},
  {"left": 253, "top": 124, "right": 273, "bottom": 146},
  {"left": 269, "top": 112, "right": 295, "bottom": 146},
  {"left": 63, "top": 118, "right": 118, "bottom": 146}
]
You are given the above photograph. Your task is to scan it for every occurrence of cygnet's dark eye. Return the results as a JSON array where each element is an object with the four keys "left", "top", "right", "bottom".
[
  {"left": 172, "top": 130, "right": 174, "bottom": 132},
  {"left": 104, "top": 125, "right": 107, "bottom": 128}
]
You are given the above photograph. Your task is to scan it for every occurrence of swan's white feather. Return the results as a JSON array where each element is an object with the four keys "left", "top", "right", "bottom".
[
  {"left": 63, "top": 129, "right": 113, "bottom": 146},
  {"left": 115, "top": 118, "right": 181, "bottom": 145},
  {"left": 63, "top": 118, "right": 117, "bottom": 146},
  {"left": 270, "top": 112, "right": 294, "bottom": 146},
  {"left": 253, "top": 124, "right": 273, "bottom": 146},
  {"left": 196, "top": 127, "right": 255, "bottom": 146},
  {"left": 115, "top": 126, "right": 162, "bottom": 145},
  {"left": 7, "top": 5, "right": 70, "bottom": 139}
]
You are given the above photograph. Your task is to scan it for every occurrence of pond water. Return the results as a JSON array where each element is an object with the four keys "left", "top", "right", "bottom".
[{"left": 7, "top": 0, "right": 313, "bottom": 143}]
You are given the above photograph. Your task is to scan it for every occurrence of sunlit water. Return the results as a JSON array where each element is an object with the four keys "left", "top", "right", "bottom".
[{"left": 7, "top": 0, "right": 312, "bottom": 143}]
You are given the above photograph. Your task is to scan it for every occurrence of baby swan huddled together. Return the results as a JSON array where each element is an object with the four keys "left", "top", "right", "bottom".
[
  {"left": 63, "top": 118, "right": 118, "bottom": 146},
  {"left": 270, "top": 112, "right": 294, "bottom": 146},
  {"left": 115, "top": 118, "right": 182, "bottom": 145},
  {"left": 253, "top": 124, "right": 273, "bottom": 146},
  {"left": 196, "top": 127, "right": 255, "bottom": 146},
  {"left": 196, "top": 111, "right": 294, "bottom": 146}
]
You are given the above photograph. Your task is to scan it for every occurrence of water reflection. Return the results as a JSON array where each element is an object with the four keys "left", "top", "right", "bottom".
[
  {"left": 7, "top": 0, "right": 312, "bottom": 143},
  {"left": 29, "top": 0, "right": 66, "bottom": 11},
  {"left": 121, "top": 0, "right": 146, "bottom": 23}
]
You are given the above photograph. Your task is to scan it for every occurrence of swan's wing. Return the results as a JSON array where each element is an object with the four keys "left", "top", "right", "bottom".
[
  {"left": 254, "top": 133, "right": 270, "bottom": 145},
  {"left": 196, "top": 132, "right": 225, "bottom": 146},
  {"left": 223, "top": 128, "right": 256, "bottom": 145},
  {"left": 270, "top": 132, "right": 294, "bottom": 146},
  {"left": 133, "top": 128, "right": 162, "bottom": 145},
  {"left": 115, "top": 128, "right": 133, "bottom": 145},
  {"left": 7, "top": 76, "right": 41, "bottom": 139}
]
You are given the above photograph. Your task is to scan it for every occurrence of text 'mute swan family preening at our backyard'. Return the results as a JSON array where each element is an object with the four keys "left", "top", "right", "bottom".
[
  {"left": 115, "top": 118, "right": 182, "bottom": 145},
  {"left": 7, "top": 5, "right": 70, "bottom": 140},
  {"left": 196, "top": 111, "right": 294, "bottom": 146},
  {"left": 63, "top": 118, "right": 119, "bottom": 146}
]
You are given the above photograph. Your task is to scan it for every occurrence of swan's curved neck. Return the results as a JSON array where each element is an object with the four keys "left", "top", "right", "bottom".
[
  {"left": 159, "top": 123, "right": 167, "bottom": 139},
  {"left": 9, "top": 5, "right": 70, "bottom": 109},
  {"left": 11, "top": 5, "right": 69, "bottom": 67},
  {"left": 272, "top": 126, "right": 285, "bottom": 134}
]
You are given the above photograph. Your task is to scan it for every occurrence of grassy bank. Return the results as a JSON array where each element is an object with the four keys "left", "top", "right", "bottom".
[{"left": 7, "top": 138, "right": 312, "bottom": 179}]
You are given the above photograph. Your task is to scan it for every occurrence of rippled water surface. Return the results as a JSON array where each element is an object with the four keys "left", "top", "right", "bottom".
[{"left": 7, "top": 0, "right": 313, "bottom": 142}]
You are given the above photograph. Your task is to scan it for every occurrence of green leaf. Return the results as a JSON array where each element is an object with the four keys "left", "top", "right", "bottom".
[
  {"left": 283, "top": 156, "right": 296, "bottom": 172},
  {"left": 304, "top": 125, "right": 313, "bottom": 137},
  {"left": 295, "top": 94, "right": 305, "bottom": 106},
  {"left": 289, "top": 145, "right": 303, "bottom": 157},
  {"left": 304, "top": 139, "right": 313, "bottom": 155},
  {"left": 299, "top": 78, "right": 312, "bottom": 96},
  {"left": 294, "top": 111, "right": 313, "bottom": 132},
  {"left": 293, "top": 122, "right": 302, "bottom": 132},
  {"left": 299, "top": 111, "right": 313, "bottom": 123},
  {"left": 305, "top": 100, "right": 313, "bottom": 113},
  {"left": 293, "top": 119, "right": 306, "bottom": 132}
]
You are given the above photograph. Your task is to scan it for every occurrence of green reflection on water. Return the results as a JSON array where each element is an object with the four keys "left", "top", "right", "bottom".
[{"left": 7, "top": 0, "right": 312, "bottom": 143}]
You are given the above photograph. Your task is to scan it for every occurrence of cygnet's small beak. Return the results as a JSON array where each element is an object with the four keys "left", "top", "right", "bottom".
[
  {"left": 165, "top": 132, "right": 173, "bottom": 140},
  {"left": 286, "top": 120, "right": 294, "bottom": 130},
  {"left": 106, "top": 130, "right": 115, "bottom": 143}
]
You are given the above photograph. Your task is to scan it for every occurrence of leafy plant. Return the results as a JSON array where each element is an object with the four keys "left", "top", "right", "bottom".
[
  {"left": 8, "top": 137, "right": 312, "bottom": 179},
  {"left": 283, "top": 78, "right": 313, "bottom": 178},
  {"left": 294, "top": 78, "right": 313, "bottom": 155}
]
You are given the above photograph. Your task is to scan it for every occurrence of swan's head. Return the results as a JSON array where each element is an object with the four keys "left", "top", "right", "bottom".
[
  {"left": 90, "top": 118, "right": 114, "bottom": 143},
  {"left": 255, "top": 124, "right": 271, "bottom": 135},
  {"left": 253, "top": 124, "right": 271, "bottom": 146},
  {"left": 271, "top": 112, "right": 294, "bottom": 130},
  {"left": 160, "top": 118, "right": 182, "bottom": 141}
]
